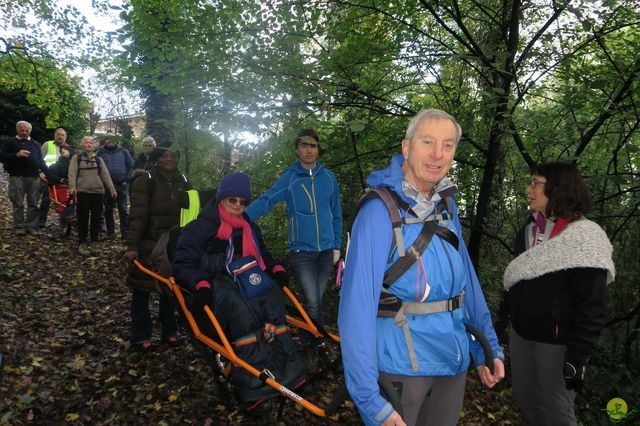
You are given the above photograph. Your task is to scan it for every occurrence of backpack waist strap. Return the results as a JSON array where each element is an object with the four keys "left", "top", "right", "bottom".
[
  {"left": 377, "top": 292, "right": 464, "bottom": 317},
  {"left": 377, "top": 292, "right": 465, "bottom": 372}
]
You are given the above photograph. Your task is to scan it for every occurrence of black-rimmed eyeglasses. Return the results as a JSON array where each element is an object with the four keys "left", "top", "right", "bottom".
[{"left": 529, "top": 177, "right": 547, "bottom": 188}]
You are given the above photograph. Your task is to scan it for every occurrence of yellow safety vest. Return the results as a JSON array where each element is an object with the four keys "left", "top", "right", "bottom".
[
  {"left": 44, "top": 141, "right": 57, "bottom": 166},
  {"left": 180, "top": 190, "right": 200, "bottom": 228}
]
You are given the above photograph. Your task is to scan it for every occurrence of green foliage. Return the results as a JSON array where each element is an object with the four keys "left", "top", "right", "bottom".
[
  {"left": 4, "top": 0, "right": 640, "bottom": 421},
  {"left": 0, "top": 55, "right": 90, "bottom": 141}
]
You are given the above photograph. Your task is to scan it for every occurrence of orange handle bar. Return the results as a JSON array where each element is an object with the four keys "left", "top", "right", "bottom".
[{"left": 131, "top": 259, "right": 341, "bottom": 417}]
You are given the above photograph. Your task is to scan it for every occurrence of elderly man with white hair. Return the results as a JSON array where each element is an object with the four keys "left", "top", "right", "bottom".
[
  {"left": 338, "top": 109, "right": 505, "bottom": 426},
  {"left": 0, "top": 120, "right": 49, "bottom": 235},
  {"left": 132, "top": 136, "right": 157, "bottom": 179}
]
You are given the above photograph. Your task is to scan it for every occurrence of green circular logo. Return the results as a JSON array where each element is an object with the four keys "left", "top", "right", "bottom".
[{"left": 606, "top": 398, "right": 628, "bottom": 422}]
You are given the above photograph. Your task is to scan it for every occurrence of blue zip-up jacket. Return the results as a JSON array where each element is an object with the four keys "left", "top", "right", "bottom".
[
  {"left": 97, "top": 145, "right": 134, "bottom": 184},
  {"left": 245, "top": 161, "right": 342, "bottom": 252},
  {"left": 337, "top": 154, "right": 503, "bottom": 425}
]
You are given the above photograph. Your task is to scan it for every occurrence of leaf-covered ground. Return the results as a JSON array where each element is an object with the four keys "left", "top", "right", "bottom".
[{"left": 0, "top": 172, "right": 518, "bottom": 425}]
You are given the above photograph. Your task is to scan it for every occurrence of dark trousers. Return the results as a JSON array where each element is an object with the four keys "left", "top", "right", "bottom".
[
  {"left": 510, "top": 327, "right": 577, "bottom": 425},
  {"left": 77, "top": 192, "right": 104, "bottom": 243},
  {"left": 130, "top": 289, "right": 178, "bottom": 344},
  {"left": 104, "top": 182, "right": 129, "bottom": 238},
  {"left": 8, "top": 176, "right": 40, "bottom": 230},
  {"left": 378, "top": 371, "right": 467, "bottom": 426},
  {"left": 39, "top": 181, "right": 51, "bottom": 224}
]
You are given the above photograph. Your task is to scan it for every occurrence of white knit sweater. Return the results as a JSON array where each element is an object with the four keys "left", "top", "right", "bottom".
[{"left": 503, "top": 218, "right": 615, "bottom": 291}]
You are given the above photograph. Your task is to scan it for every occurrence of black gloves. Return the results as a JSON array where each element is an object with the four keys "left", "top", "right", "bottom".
[
  {"left": 194, "top": 282, "right": 213, "bottom": 310},
  {"left": 564, "top": 361, "right": 586, "bottom": 392},
  {"left": 273, "top": 270, "right": 289, "bottom": 287}
]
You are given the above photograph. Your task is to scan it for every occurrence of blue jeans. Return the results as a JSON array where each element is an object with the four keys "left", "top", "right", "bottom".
[
  {"left": 290, "top": 250, "right": 334, "bottom": 329},
  {"left": 104, "top": 182, "right": 129, "bottom": 238},
  {"left": 130, "top": 289, "right": 178, "bottom": 344}
]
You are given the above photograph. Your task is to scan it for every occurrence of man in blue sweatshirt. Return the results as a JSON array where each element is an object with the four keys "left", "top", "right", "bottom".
[
  {"left": 245, "top": 129, "right": 342, "bottom": 339},
  {"left": 0, "top": 121, "right": 49, "bottom": 235},
  {"left": 338, "top": 109, "right": 505, "bottom": 426}
]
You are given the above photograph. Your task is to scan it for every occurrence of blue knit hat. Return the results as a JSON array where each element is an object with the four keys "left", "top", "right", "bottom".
[{"left": 216, "top": 172, "right": 252, "bottom": 203}]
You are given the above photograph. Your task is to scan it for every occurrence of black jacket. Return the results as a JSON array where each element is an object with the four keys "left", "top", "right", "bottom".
[
  {"left": 126, "top": 167, "right": 191, "bottom": 289},
  {"left": 506, "top": 223, "right": 609, "bottom": 365},
  {"left": 172, "top": 199, "right": 281, "bottom": 292},
  {"left": 0, "top": 137, "right": 48, "bottom": 177}
]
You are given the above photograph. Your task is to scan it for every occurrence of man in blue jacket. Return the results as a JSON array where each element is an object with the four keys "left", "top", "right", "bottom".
[
  {"left": 245, "top": 129, "right": 342, "bottom": 339},
  {"left": 98, "top": 137, "right": 134, "bottom": 239},
  {"left": 0, "top": 121, "right": 49, "bottom": 235},
  {"left": 338, "top": 109, "right": 505, "bottom": 426}
]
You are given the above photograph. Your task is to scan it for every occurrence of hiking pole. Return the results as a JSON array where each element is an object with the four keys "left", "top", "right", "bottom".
[{"left": 464, "top": 323, "right": 495, "bottom": 374}]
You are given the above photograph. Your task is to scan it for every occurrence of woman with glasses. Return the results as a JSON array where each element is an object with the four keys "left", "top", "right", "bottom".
[
  {"left": 172, "top": 172, "right": 305, "bottom": 407},
  {"left": 124, "top": 146, "right": 192, "bottom": 351},
  {"left": 502, "top": 162, "right": 615, "bottom": 425}
]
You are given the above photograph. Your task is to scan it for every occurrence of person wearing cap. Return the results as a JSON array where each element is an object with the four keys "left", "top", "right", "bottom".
[
  {"left": 172, "top": 172, "right": 304, "bottom": 404},
  {"left": 245, "top": 129, "right": 342, "bottom": 345},
  {"left": 124, "top": 146, "right": 191, "bottom": 351}
]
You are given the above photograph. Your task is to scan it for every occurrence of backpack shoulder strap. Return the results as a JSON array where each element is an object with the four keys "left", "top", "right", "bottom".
[
  {"left": 348, "top": 187, "right": 410, "bottom": 259},
  {"left": 347, "top": 187, "right": 460, "bottom": 290},
  {"left": 75, "top": 152, "right": 100, "bottom": 179}
]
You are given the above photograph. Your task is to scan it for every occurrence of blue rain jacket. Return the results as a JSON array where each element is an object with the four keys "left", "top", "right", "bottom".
[
  {"left": 245, "top": 161, "right": 342, "bottom": 252},
  {"left": 337, "top": 154, "right": 503, "bottom": 425}
]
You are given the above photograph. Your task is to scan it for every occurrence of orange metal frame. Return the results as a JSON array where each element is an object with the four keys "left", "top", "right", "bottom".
[{"left": 132, "top": 259, "right": 340, "bottom": 417}]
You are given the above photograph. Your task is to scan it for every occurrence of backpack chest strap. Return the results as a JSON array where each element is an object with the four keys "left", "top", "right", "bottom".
[{"left": 382, "top": 221, "right": 459, "bottom": 288}]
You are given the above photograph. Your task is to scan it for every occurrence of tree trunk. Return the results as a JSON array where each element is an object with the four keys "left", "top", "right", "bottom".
[
  {"left": 144, "top": 86, "right": 176, "bottom": 148},
  {"left": 349, "top": 129, "right": 366, "bottom": 191},
  {"left": 466, "top": 0, "right": 521, "bottom": 268}
]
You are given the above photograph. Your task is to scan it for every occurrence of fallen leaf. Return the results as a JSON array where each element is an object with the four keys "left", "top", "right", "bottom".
[{"left": 65, "top": 413, "right": 79, "bottom": 421}]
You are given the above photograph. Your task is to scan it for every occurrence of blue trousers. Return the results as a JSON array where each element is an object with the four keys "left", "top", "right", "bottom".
[
  {"left": 130, "top": 289, "right": 178, "bottom": 344},
  {"left": 290, "top": 250, "right": 334, "bottom": 328},
  {"left": 104, "top": 182, "right": 129, "bottom": 238}
]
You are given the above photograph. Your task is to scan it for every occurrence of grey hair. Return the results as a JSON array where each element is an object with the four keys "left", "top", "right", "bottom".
[
  {"left": 80, "top": 136, "right": 95, "bottom": 144},
  {"left": 16, "top": 120, "right": 32, "bottom": 131},
  {"left": 142, "top": 136, "right": 156, "bottom": 145},
  {"left": 404, "top": 109, "right": 462, "bottom": 143}
]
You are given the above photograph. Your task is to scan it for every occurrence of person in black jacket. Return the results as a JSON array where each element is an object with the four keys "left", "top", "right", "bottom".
[
  {"left": 124, "top": 146, "right": 191, "bottom": 350},
  {"left": 172, "top": 172, "right": 305, "bottom": 405},
  {"left": 131, "top": 136, "right": 157, "bottom": 182},
  {"left": 0, "top": 121, "right": 49, "bottom": 235},
  {"left": 502, "top": 162, "right": 615, "bottom": 426}
]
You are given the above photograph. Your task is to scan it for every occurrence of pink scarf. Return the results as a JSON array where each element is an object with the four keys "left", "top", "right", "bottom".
[{"left": 216, "top": 204, "right": 266, "bottom": 270}]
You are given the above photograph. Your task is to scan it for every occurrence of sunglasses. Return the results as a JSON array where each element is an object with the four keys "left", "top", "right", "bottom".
[{"left": 226, "top": 197, "right": 248, "bottom": 206}]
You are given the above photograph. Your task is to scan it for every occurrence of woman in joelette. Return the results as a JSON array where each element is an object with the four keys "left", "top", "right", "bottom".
[{"left": 172, "top": 172, "right": 305, "bottom": 406}]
